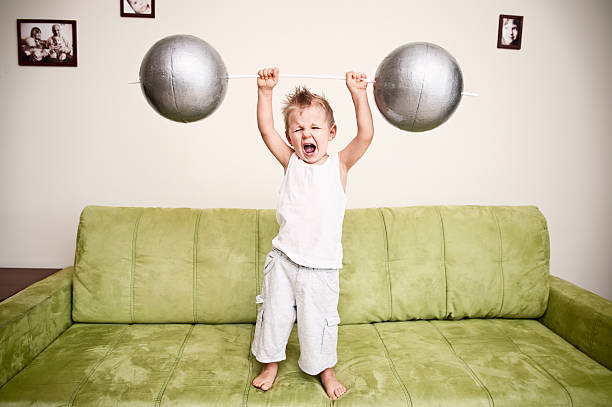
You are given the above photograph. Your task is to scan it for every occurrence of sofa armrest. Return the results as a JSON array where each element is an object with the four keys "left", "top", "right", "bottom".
[
  {"left": 539, "top": 275, "right": 612, "bottom": 370},
  {"left": 0, "top": 267, "right": 73, "bottom": 388}
]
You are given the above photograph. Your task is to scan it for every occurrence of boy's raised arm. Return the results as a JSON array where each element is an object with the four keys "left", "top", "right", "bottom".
[
  {"left": 339, "top": 71, "right": 374, "bottom": 172},
  {"left": 257, "top": 67, "right": 292, "bottom": 170}
]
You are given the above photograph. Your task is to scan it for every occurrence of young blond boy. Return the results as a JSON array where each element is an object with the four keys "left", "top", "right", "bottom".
[{"left": 251, "top": 67, "right": 374, "bottom": 401}]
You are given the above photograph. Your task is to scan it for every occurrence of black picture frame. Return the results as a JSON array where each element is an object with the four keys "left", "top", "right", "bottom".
[
  {"left": 121, "top": 0, "right": 155, "bottom": 18},
  {"left": 497, "top": 15, "right": 524, "bottom": 50},
  {"left": 17, "top": 19, "right": 77, "bottom": 67}
]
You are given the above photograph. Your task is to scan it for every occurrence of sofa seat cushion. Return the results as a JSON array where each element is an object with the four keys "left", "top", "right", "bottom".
[
  {"left": 1, "top": 320, "right": 611, "bottom": 406},
  {"left": 0, "top": 324, "right": 256, "bottom": 405},
  {"left": 373, "top": 319, "right": 612, "bottom": 406}
]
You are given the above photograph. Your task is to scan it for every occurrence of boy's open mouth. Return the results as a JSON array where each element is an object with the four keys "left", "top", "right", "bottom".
[{"left": 304, "top": 143, "right": 316, "bottom": 156}]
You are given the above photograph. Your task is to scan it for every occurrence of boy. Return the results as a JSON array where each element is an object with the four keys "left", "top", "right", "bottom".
[{"left": 251, "top": 67, "right": 374, "bottom": 401}]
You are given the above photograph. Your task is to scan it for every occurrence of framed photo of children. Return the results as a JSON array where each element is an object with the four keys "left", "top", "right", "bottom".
[
  {"left": 120, "top": 0, "right": 155, "bottom": 18},
  {"left": 17, "top": 19, "right": 77, "bottom": 67},
  {"left": 497, "top": 15, "right": 524, "bottom": 50}
]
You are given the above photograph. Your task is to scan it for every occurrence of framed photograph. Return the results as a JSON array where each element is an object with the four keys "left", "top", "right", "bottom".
[
  {"left": 497, "top": 15, "right": 523, "bottom": 50},
  {"left": 121, "top": 0, "right": 155, "bottom": 18},
  {"left": 17, "top": 19, "right": 77, "bottom": 67}
]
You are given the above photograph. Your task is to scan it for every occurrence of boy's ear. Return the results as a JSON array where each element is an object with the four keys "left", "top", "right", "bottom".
[
  {"left": 285, "top": 131, "right": 293, "bottom": 146},
  {"left": 328, "top": 124, "right": 337, "bottom": 141}
]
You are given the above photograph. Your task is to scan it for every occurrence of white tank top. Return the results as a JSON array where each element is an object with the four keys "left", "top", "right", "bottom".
[{"left": 272, "top": 152, "right": 346, "bottom": 269}]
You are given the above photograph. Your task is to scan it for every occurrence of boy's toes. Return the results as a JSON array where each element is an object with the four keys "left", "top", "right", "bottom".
[
  {"left": 252, "top": 377, "right": 273, "bottom": 391},
  {"left": 326, "top": 384, "right": 346, "bottom": 400}
]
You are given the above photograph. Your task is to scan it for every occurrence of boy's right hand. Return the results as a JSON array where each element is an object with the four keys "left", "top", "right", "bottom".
[{"left": 257, "top": 67, "right": 279, "bottom": 90}]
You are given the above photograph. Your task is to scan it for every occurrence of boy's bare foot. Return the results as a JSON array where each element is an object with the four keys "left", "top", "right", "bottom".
[
  {"left": 252, "top": 362, "right": 278, "bottom": 391},
  {"left": 320, "top": 367, "right": 347, "bottom": 400}
]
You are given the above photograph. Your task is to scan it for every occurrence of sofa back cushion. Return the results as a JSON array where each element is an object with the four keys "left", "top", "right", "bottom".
[{"left": 73, "top": 205, "right": 550, "bottom": 323}]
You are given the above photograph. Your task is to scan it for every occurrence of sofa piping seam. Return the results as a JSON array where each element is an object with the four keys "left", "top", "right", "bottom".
[
  {"left": 590, "top": 311, "right": 600, "bottom": 356},
  {"left": 377, "top": 208, "right": 393, "bottom": 321},
  {"left": 539, "top": 208, "right": 551, "bottom": 265},
  {"left": 494, "top": 321, "right": 573, "bottom": 407},
  {"left": 429, "top": 321, "right": 494, "bottom": 407},
  {"left": 435, "top": 207, "right": 449, "bottom": 318},
  {"left": 242, "top": 324, "right": 255, "bottom": 407},
  {"left": 154, "top": 324, "right": 195, "bottom": 407},
  {"left": 67, "top": 325, "right": 130, "bottom": 407},
  {"left": 130, "top": 211, "right": 143, "bottom": 323},
  {"left": 25, "top": 307, "right": 34, "bottom": 366},
  {"left": 491, "top": 208, "right": 505, "bottom": 316},
  {"left": 193, "top": 211, "right": 202, "bottom": 323},
  {"left": 539, "top": 209, "right": 551, "bottom": 316},
  {"left": 73, "top": 212, "right": 84, "bottom": 269},
  {"left": 372, "top": 324, "right": 413, "bottom": 407}
]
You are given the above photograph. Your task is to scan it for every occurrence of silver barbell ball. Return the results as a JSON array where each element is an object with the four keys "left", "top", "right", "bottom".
[
  {"left": 139, "top": 35, "right": 228, "bottom": 123},
  {"left": 374, "top": 42, "right": 463, "bottom": 132}
]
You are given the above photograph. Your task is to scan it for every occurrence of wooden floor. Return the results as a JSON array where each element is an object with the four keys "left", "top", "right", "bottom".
[{"left": 0, "top": 268, "right": 61, "bottom": 302}]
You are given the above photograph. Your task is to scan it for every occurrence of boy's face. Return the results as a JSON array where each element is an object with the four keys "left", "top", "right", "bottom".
[{"left": 285, "top": 105, "right": 336, "bottom": 165}]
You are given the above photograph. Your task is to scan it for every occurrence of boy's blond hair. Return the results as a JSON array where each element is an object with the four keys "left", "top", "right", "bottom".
[{"left": 282, "top": 86, "right": 335, "bottom": 131}]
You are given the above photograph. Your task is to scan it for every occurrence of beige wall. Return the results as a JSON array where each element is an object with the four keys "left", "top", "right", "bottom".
[{"left": 1, "top": 0, "right": 611, "bottom": 300}]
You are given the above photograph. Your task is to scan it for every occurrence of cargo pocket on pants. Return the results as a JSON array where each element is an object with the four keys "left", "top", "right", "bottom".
[
  {"left": 321, "top": 314, "right": 341, "bottom": 354},
  {"left": 256, "top": 251, "right": 273, "bottom": 325},
  {"left": 255, "top": 294, "right": 265, "bottom": 328}
]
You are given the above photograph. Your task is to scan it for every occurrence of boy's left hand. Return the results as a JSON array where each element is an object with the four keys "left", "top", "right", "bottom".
[{"left": 346, "top": 71, "right": 368, "bottom": 95}]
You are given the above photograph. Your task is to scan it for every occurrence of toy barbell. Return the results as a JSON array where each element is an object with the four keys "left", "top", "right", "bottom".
[{"left": 131, "top": 35, "right": 477, "bottom": 132}]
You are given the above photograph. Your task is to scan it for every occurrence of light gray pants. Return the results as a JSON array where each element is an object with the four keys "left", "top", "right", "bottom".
[{"left": 251, "top": 248, "right": 341, "bottom": 375}]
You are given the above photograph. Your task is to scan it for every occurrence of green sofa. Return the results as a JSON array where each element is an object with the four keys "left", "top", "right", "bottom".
[{"left": 1, "top": 205, "right": 611, "bottom": 406}]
